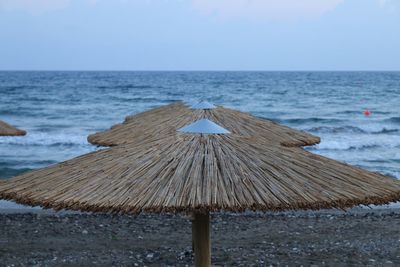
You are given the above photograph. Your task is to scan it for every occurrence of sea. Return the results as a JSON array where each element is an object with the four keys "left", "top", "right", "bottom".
[{"left": 0, "top": 71, "right": 399, "bottom": 209}]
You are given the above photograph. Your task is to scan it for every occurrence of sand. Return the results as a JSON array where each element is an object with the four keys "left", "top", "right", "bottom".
[{"left": 1, "top": 208, "right": 400, "bottom": 266}]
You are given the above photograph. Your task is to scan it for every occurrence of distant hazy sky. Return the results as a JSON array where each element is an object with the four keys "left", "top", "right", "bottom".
[{"left": 0, "top": 0, "right": 399, "bottom": 70}]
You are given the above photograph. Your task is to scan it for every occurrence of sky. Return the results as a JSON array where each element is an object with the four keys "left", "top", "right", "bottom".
[{"left": 0, "top": 0, "right": 399, "bottom": 71}]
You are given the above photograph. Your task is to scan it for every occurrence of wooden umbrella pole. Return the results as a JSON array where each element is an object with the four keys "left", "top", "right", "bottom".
[{"left": 192, "top": 211, "right": 211, "bottom": 267}]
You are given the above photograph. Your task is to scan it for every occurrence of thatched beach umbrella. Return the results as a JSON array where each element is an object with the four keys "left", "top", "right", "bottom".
[
  {"left": 87, "top": 101, "right": 320, "bottom": 147},
  {"left": 0, "top": 120, "right": 26, "bottom": 136},
  {"left": 1, "top": 116, "right": 400, "bottom": 266}
]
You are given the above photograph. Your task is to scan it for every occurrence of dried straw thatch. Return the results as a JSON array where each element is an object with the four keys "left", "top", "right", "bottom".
[
  {"left": 87, "top": 102, "right": 320, "bottom": 147},
  {"left": 1, "top": 132, "right": 399, "bottom": 214},
  {"left": 0, "top": 120, "right": 26, "bottom": 136}
]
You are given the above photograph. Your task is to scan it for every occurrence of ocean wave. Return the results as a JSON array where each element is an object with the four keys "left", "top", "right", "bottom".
[
  {"left": 97, "top": 85, "right": 154, "bottom": 90},
  {"left": 166, "top": 91, "right": 185, "bottom": 97},
  {"left": 311, "top": 142, "right": 379, "bottom": 151},
  {"left": 377, "top": 128, "right": 399, "bottom": 134},
  {"left": 0, "top": 159, "right": 56, "bottom": 167},
  {"left": 0, "top": 132, "right": 90, "bottom": 147},
  {"left": 15, "top": 96, "right": 50, "bottom": 103},
  {"left": 307, "top": 126, "right": 365, "bottom": 134},
  {"left": 336, "top": 110, "right": 391, "bottom": 115},
  {"left": 0, "top": 167, "right": 33, "bottom": 178},
  {"left": 283, "top": 118, "right": 343, "bottom": 124},
  {"left": 386, "top": 117, "right": 400, "bottom": 124},
  {"left": 336, "top": 110, "right": 360, "bottom": 115},
  {"left": 108, "top": 96, "right": 161, "bottom": 103},
  {"left": 383, "top": 171, "right": 400, "bottom": 180},
  {"left": 312, "top": 135, "right": 400, "bottom": 151},
  {"left": 0, "top": 109, "right": 40, "bottom": 116},
  {"left": 348, "top": 144, "right": 381, "bottom": 150},
  {"left": 0, "top": 85, "right": 34, "bottom": 92},
  {"left": 306, "top": 125, "right": 399, "bottom": 134}
]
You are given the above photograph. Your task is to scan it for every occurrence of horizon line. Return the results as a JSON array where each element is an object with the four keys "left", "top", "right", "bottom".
[{"left": 1, "top": 69, "right": 400, "bottom": 72}]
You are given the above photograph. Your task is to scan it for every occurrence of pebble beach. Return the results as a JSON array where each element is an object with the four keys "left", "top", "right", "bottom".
[{"left": 1, "top": 208, "right": 399, "bottom": 266}]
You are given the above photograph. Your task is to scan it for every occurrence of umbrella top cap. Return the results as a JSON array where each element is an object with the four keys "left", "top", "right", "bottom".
[
  {"left": 178, "top": 118, "right": 230, "bottom": 134},
  {"left": 190, "top": 101, "right": 216, "bottom": 110}
]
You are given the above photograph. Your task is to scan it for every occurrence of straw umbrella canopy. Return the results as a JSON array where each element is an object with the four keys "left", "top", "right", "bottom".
[
  {"left": 0, "top": 120, "right": 26, "bottom": 136},
  {"left": 1, "top": 117, "right": 400, "bottom": 266},
  {"left": 87, "top": 101, "right": 320, "bottom": 147}
]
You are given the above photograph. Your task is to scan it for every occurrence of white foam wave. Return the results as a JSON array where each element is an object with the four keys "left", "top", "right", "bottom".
[
  {"left": 315, "top": 134, "right": 400, "bottom": 150},
  {"left": 303, "top": 122, "right": 399, "bottom": 134},
  {"left": 357, "top": 123, "right": 399, "bottom": 134},
  {"left": 0, "top": 131, "right": 89, "bottom": 147},
  {"left": 385, "top": 170, "right": 400, "bottom": 179}
]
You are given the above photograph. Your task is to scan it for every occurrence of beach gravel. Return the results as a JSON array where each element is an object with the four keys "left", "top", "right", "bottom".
[{"left": 0, "top": 209, "right": 400, "bottom": 266}]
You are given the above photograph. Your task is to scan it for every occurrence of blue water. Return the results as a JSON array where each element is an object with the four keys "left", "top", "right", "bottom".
[{"left": 1, "top": 71, "right": 399, "bottom": 184}]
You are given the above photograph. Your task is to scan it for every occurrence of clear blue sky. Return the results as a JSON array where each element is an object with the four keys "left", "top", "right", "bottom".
[{"left": 0, "top": 0, "right": 399, "bottom": 70}]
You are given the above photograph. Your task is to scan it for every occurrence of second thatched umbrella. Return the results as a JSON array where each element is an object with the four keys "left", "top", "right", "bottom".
[
  {"left": 1, "top": 116, "right": 399, "bottom": 266},
  {"left": 0, "top": 120, "right": 26, "bottom": 136},
  {"left": 87, "top": 101, "right": 320, "bottom": 147}
]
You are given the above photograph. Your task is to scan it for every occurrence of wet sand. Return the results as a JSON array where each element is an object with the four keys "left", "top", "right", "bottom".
[{"left": 1, "top": 208, "right": 400, "bottom": 266}]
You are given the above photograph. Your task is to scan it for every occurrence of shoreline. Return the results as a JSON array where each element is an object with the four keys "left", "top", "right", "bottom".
[{"left": 1, "top": 198, "right": 400, "bottom": 214}]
